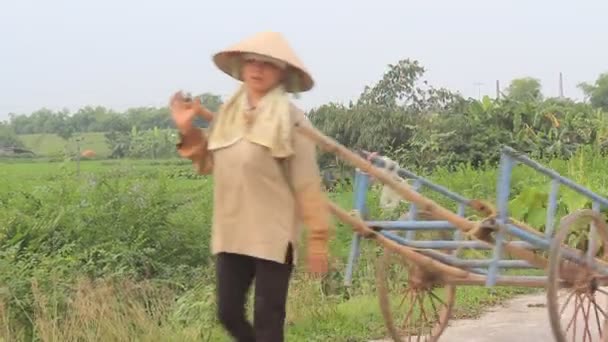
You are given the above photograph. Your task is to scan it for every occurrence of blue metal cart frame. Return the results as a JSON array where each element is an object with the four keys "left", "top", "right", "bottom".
[
  {"left": 296, "top": 124, "right": 608, "bottom": 341},
  {"left": 344, "top": 146, "right": 608, "bottom": 341},
  {"left": 346, "top": 146, "right": 608, "bottom": 282}
]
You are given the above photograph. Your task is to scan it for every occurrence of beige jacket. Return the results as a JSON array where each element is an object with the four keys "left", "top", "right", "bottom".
[{"left": 176, "top": 104, "right": 329, "bottom": 265}]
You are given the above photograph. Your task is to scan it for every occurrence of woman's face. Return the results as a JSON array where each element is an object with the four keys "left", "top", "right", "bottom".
[{"left": 241, "top": 58, "right": 285, "bottom": 94}]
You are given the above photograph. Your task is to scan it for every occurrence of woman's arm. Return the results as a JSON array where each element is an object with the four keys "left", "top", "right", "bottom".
[
  {"left": 171, "top": 92, "right": 216, "bottom": 174},
  {"left": 176, "top": 126, "right": 213, "bottom": 175},
  {"left": 288, "top": 117, "right": 330, "bottom": 274}
]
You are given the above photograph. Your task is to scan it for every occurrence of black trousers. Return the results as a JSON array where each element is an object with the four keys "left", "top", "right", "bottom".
[{"left": 215, "top": 247, "right": 294, "bottom": 342}]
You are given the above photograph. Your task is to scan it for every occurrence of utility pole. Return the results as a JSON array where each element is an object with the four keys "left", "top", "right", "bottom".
[{"left": 496, "top": 80, "right": 500, "bottom": 99}]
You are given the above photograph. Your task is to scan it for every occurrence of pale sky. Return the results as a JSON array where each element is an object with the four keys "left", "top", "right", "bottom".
[{"left": 1, "top": 0, "right": 606, "bottom": 119}]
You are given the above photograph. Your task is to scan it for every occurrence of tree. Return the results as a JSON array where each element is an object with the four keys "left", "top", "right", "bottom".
[
  {"left": 0, "top": 124, "right": 25, "bottom": 148},
  {"left": 6, "top": 91, "right": 224, "bottom": 135},
  {"left": 357, "top": 59, "right": 426, "bottom": 109},
  {"left": 105, "top": 131, "right": 131, "bottom": 159},
  {"left": 198, "top": 92, "right": 223, "bottom": 112},
  {"left": 56, "top": 125, "right": 74, "bottom": 141},
  {"left": 578, "top": 73, "right": 608, "bottom": 111},
  {"left": 357, "top": 58, "right": 465, "bottom": 114},
  {"left": 505, "top": 77, "right": 543, "bottom": 102}
]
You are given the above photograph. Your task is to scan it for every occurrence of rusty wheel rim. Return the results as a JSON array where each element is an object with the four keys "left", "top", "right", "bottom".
[
  {"left": 377, "top": 249, "right": 455, "bottom": 342},
  {"left": 547, "top": 209, "right": 608, "bottom": 342}
]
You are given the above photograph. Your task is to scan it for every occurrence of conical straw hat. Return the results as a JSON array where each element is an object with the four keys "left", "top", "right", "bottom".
[{"left": 212, "top": 31, "right": 314, "bottom": 93}]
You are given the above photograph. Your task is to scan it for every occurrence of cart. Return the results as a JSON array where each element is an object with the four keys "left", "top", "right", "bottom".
[{"left": 295, "top": 123, "right": 608, "bottom": 342}]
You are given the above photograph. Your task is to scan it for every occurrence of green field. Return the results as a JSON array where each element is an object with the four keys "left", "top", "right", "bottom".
[
  {"left": 1, "top": 148, "right": 605, "bottom": 341},
  {"left": 19, "top": 132, "right": 111, "bottom": 158}
]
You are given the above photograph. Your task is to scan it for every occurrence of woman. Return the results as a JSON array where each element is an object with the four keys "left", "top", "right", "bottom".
[{"left": 170, "top": 31, "right": 330, "bottom": 342}]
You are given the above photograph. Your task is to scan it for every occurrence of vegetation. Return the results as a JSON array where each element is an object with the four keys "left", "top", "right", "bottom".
[
  {"left": 309, "top": 60, "right": 608, "bottom": 172},
  {"left": 3, "top": 59, "right": 608, "bottom": 168},
  {"left": 2, "top": 93, "right": 222, "bottom": 136},
  {"left": 2, "top": 156, "right": 583, "bottom": 341},
  {"left": 579, "top": 72, "right": 608, "bottom": 111},
  {"left": 2, "top": 58, "right": 608, "bottom": 341},
  {"left": 18, "top": 132, "right": 109, "bottom": 159},
  {"left": 0, "top": 124, "right": 25, "bottom": 150}
]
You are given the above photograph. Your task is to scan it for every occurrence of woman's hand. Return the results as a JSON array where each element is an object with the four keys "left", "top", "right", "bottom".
[
  {"left": 170, "top": 91, "right": 213, "bottom": 134},
  {"left": 308, "top": 251, "right": 329, "bottom": 276}
]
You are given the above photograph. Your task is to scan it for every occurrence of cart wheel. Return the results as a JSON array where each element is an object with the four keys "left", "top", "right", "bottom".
[
  {"left": 547, "top": 209, "right": 608, "bottom": 342},
  {"left": 376, "top": 248, "right": 455, "bottom": 342}
]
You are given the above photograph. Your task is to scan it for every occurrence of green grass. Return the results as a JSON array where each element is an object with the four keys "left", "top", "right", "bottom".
[
  {"left": 2, "top": 150, "right": 604, "bottom": 341},
  {"left": 19, "top": 132, "right": 110, "bottom": 158}
]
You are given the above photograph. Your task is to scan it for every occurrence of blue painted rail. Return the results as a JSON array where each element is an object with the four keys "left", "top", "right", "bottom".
[
  {"left": 344, "top": 146, "right": 608, "bottom": 288},
  {"left": 297, "top": 120, "right": 608, "bottom": 341}
]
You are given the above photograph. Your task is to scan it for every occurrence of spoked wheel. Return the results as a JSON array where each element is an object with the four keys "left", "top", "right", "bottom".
[
  {"left": 547, "top": 209, "right": 608, "bottom": 342},
  {"left": 376, "top": 249, "right": 455, "bottom": 342}
]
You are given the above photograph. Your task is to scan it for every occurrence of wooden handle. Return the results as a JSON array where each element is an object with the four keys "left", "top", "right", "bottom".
[{"left": 295, "top": 122, "right": 476, "bottom": 233}]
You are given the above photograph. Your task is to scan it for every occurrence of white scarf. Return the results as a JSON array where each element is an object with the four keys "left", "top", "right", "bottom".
[{"left": 207, "top": 84, "right": 295, "bottom": 158}]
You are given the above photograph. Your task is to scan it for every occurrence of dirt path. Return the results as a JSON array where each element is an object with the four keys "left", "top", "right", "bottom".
[{"left": 371, "top": 291, "right": 606, "bottom": 341}]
